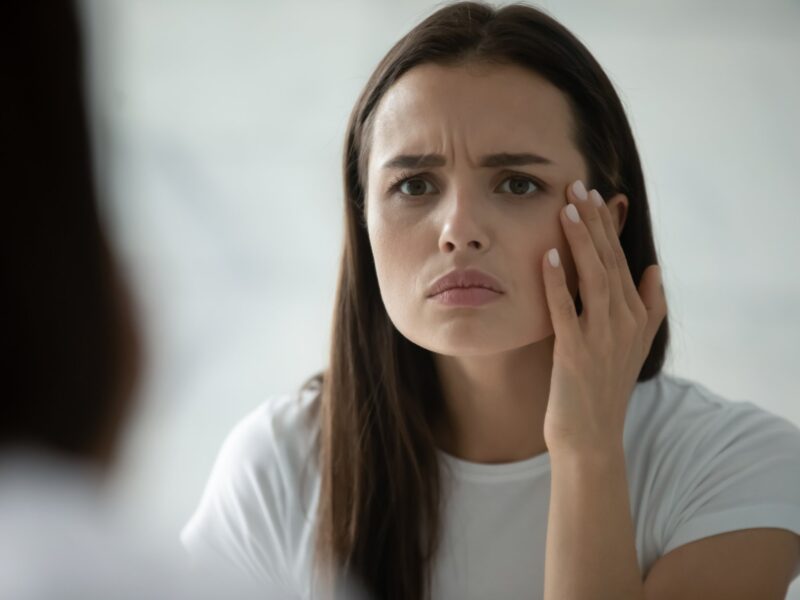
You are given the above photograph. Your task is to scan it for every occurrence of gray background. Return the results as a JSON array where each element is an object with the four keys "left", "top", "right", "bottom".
[{"left": 79, "top": 0, "right": 800, "bottom": 593}]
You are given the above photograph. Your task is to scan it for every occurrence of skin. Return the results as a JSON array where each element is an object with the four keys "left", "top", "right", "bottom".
[{"left": 365, "top": 61, "right": 629, "bottom": 464}]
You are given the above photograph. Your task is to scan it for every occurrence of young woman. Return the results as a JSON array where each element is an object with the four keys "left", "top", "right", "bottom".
[{"left": 182, "top": 2, "right": 800, "bottom": 599}]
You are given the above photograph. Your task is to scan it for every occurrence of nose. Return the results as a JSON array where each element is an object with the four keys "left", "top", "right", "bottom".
[{"left": 438, "top": 189, "right": 490, "bottom": 254}]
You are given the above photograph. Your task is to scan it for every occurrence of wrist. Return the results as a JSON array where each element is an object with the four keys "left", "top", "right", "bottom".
[{"left": 547, "top": 442, "right": 626, "bottom": 470}]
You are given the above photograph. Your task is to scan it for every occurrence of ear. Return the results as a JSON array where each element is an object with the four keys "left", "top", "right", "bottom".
[{"left": 606, "top": 193, "right": 629, "bottom": 236}]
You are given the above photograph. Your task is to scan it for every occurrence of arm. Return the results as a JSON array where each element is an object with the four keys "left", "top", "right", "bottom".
[
  {"left": 540, "top": 181, "right": 800, "bottom": 598},
  {"left": 540, "top": 180, "right": 660, "bottom": 599},
  {"left": 544, "top": 446, "right": 800, "bottom": 600},
  {"left": 544, "top": 446, "right": 644, "bottom": 600},
  {"left": 643, "top": 527, "right": 800, "bottom": 599}
]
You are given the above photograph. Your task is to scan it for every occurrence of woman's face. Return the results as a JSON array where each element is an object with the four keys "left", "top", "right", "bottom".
[{"left": 365, "top": 62, "right": 587, "bottom": 356}]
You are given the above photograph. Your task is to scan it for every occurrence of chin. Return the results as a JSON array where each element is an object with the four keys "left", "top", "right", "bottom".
[
  {"left": 390, "top": 307, "right": 554, "bottom": 354},
  {"left": 401, "top": 328, "right": 524, "bottom": 357}
]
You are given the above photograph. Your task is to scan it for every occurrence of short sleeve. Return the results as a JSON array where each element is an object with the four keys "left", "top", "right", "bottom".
[
  {"left": 180, "top": 400, "right": 299, "bottom": 595},
  {"left": 659, "top": 400, "right": 800, "bottom": 580}
]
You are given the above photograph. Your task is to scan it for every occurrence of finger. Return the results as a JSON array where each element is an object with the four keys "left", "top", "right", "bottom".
[
  {"left": 581, "top": 188, "right": 626, "bottom": 321},
  {"left": 562, "top": 181, "right": 609, "bottom": 324},
  {"left": 591, "top": 190, "right": 644, "bottom": 321},
  {"left": 543, "top": 247, "right": 582, "bottom": 351},
  {"left": 569, "top": 182, "right": 625, "bottom": 322}
]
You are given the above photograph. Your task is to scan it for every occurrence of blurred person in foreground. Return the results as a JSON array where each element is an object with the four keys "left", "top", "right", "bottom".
[{"left": 0, "top": 2, "right": 310, "bottom": 598}]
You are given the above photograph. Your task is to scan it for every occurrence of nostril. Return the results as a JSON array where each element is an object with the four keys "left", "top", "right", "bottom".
[{"left": 442, "top": 240, "right": 482, "bottom": 251}]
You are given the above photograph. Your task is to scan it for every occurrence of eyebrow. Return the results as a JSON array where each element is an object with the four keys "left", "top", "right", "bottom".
[{"left": 381, "top": 152, "right": 555, "bottom": 170}]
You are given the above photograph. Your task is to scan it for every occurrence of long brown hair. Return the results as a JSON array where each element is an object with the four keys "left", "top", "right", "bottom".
[{"left": 308, "top": 2, "right": 670, "bottom": 598}]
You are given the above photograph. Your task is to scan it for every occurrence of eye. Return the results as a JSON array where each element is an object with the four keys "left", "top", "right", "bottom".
[
  {"left": 496, "top": 175, "right": 541, "bottom": 196},
  {"left": 386, "top": 171, "right": 546, "bottom": 199},
  {"left": 387, "top": 174, "right": 437, "bottom": 197}
]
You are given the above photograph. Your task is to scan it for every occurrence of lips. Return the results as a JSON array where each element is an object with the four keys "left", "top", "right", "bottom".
[{"left": 427, "top": 268, "right": 504, "bottom": 297}]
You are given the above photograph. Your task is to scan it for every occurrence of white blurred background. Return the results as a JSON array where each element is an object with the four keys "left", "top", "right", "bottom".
[{"left": 78, "top": 0, "right": 800, "bottom": 592}]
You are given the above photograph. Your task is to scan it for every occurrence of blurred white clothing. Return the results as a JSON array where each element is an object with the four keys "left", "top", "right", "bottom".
[{"left": 0, "top": 446, "right": 290, "bottom": 600}]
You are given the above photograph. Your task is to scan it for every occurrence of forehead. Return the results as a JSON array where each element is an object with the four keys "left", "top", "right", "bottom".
[{"left": 368, "top": 62, "right": 579, "bottom": 172}]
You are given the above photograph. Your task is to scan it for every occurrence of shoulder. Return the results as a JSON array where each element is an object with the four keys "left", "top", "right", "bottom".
[
  {"left": 627, "top": 373, "right": 800, "bottom": 573},
  {"left": 626, "top": 372, "right": 800, "bottom": 487},
  {"left": 216, "top": 385, "right": 321, "bottom": 476},
  {"left": 181, "top": 383, "right": 322, "bottom": 587},
  {"left": 627, "top": 372, "right": 800, "bottom": 455},
  {"left": 194, "top": 382, "right": 322, "bottom": 509}
]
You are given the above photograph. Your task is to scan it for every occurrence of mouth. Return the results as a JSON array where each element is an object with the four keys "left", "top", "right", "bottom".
[
  {"left": 429, "top": 285, "right": 503, "bottom": 307},
  {"left": 427, "top": 267, "right": 505, "bottom": 299},
  {"left": 427, "top": 266, "right": 505, "bottom": 307}
]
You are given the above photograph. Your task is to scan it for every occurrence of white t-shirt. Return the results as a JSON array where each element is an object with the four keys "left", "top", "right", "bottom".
[{"left": 181, "top": 372, "right": 800, "bottom": 599}]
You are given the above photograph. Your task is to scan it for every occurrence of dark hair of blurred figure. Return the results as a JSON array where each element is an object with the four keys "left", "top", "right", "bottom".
[{"left": 1, "top": 0, "right": 141, "bottom": 468}]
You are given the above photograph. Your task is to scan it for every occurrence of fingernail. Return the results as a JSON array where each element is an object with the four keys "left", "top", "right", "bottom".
[
  {"left": 590, "top": 189, "right": 603, "bottom": 207},
  {"left": 572, "top": 179, "right": 588, "bottom": 201},
  {"left": 565, "top": 203, "right": 580, "bottom": 223},
  {"left": 548, "top": 248, "right": 560, "bottom": 268}
]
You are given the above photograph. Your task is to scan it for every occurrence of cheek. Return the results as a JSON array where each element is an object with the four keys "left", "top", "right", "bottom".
[
  {"left": 369, "top": 222, "right": 424, "bottom": 314},
  {"left": 517, "top": 220, "right": 579, "bottom": 310}
]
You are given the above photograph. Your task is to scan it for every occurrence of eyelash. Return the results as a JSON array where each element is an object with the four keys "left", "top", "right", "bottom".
[{"left": 385, "top": 170, "right": 547, "bottom": 199}]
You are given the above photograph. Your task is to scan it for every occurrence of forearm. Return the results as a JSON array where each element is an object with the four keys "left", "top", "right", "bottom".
[{"left": 544, "top": 446, "right": 646, "bottom": 600}]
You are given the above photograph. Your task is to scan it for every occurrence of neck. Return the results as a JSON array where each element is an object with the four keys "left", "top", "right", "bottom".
[{"left": 433, "top": 334, "right": 554, "bottom": 464}]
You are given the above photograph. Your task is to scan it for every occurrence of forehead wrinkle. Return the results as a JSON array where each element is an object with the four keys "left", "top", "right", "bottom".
[
  {"left": 380, "top": 112, "right": 512, "bottom": 172},
  {"left": 425, "top": 101, "right": 509, "bottom": 170},
  {"left": 380, "top": 127, "right": 553, "bottom": 173},
  {"left": 367, "top": 63, "right": 581, "bottom": 183}
]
